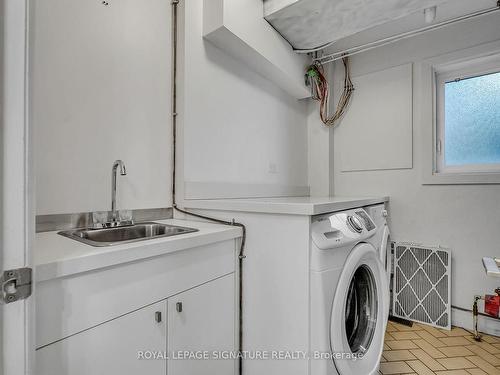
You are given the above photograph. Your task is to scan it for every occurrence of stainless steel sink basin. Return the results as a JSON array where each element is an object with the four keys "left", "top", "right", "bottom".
[{"left": 58, "top": 222, "right": 198, "bottom": 247}]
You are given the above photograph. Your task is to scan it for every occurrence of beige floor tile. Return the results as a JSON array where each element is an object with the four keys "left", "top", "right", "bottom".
[
  {"left": 437, "top": 357, "right": 475, "bottom": 370},
  {"left": 384, "top": 350, "right": 416, "bottom": 362},
  {"left": 380, "top": 361, "right": 414, "bottom": 374},
  {"left": 467, "top": 356, "right": 500, "bottom": 375},
  {"left": 396, "top": 324, "right": 425, "bottom": 332},
  {"left": 482, "top": 335, "right": 500, "bottom": 344},
  {"left": 465, "top": 336, "right": 500, "bottom": 355},
  {"left": 406, "top": 359, "right": 436, "bottom": 375},
  {"left": 386, "top": 340, "right": 420, "bottom": 350},
  {"left": 386, "top": 322, "right": 399, "bottom": 332},
  {"left": 413, "top": 338, "right": 447, "bottom": 359},
  {"left": 445, "top": 327, "right": 472, "bottom": 337},
  {"left": 439, "top": 345, "right": 475, "bottom": 357},
  {"left": 466, "top": 345, "right": 500, "bottom": 366},
  {"left": 473, "top": 341, "right": 500, "bottom": 355},
  {"left": 385, "top": 332, "right": 396, "bottom": 341},
  {"left": 383, "top": 322, "right": 500, "bottom": 375},
  {"left": 418, "top": 331, "right": 448, "bottom": 348},
  {"left": 466, "top": 336, "right": 483, "bottom": 343},
  {"left": 440, "top": 337, "right": 473, "bottom": 347},
  {"left": 392, "top": 331, "right": 423, "bottom": 340},
  {"left": 467, "top": 369, "right": 489, "bottom": 375},
  {"left": 421, "top": 325, "right": 448, "bottom": 338},
  {"left": 409, "top": 349, "right": 446, "bottom": 371}
]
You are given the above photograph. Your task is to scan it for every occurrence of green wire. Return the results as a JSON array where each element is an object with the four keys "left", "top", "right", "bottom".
[{"left": 306, "top": 67, "right": 319, "bottom": 78}]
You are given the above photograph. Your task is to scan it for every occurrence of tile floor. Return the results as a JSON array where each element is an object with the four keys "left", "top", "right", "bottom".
[{"left": 380, "top": 320, "right": 500, "bottom": 375}]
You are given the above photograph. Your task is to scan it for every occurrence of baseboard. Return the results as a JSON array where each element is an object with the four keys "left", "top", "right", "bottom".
[
  {"left": 452, "top": 307, "right": 500, "bottom": 337},
  {"left": 184, "top": 181, "right": 310, "bottom": 200}
]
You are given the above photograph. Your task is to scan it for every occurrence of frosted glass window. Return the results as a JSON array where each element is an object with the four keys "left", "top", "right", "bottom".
[{"left": 443, "top": 71, "right": 500, "bottom": 167}]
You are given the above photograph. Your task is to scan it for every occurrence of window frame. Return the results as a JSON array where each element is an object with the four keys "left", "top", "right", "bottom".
[
  {"left": 435, "top": 58, "right": 500, "bottom": 174},
  {"left": 418, "top": 41, "right": 500, "bottom": 185}
]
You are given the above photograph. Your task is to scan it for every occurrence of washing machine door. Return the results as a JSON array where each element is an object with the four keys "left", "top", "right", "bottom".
[
  {"left": 380, "top": 225, "right": 391, "bottom": 319},
  {"left": 330, "top": 243, "right": 388, "bottom": 375}
]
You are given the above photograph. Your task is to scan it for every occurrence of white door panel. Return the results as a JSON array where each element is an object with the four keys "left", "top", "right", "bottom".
[
  {"left": 1, "top": 0, "right": 34, "bottom": 374},
  {"left": 168, "top": 274, "right": 236, "bottom": 375},
  {"left": 36, "top": 301, "right": 167, "bottom": 375}
]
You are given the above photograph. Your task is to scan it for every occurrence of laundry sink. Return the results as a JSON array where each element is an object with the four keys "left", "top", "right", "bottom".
[{"left": 58, "top": 222, "right": 198, "bottom": 247}]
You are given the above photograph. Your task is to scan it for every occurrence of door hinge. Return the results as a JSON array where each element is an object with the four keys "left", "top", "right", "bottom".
[{"left": 1, "top": 267, "right": 32, "bottom": 304}]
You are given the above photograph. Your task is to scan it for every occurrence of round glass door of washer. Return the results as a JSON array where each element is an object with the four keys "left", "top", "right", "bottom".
[
  {"left": 330, "top": 243, "right": 388, "bottom": 375},
  {"left": 345, "top": 265, "right": 378, "bottom": 355}
]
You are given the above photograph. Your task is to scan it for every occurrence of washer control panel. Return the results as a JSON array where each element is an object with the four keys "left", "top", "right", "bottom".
[{"left": 311, "top": 208, "right": 377, "bottom": 250}]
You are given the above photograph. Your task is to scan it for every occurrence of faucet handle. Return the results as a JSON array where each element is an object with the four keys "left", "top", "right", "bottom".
[
  {"left": 91, "top": 211, "right": 111, "bottom": 229},
  {"left": 118, "top": 210, "right": 133, "bottom": 222},
  {"left": 92, "top": 211, "right": 109, "bottom": 227},
  {"left": 89, "top": 210, "right": 134, "bottom": 230}
]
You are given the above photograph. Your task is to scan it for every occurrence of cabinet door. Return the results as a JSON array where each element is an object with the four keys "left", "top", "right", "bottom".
[
  {"left": 36, "top": 301, "right": 167, "bottom": 375},
  {"left": 168, "top": 274, "right": 235, "bottom": 375}
]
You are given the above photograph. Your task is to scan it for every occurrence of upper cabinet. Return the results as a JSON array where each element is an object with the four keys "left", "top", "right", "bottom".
[{"left": 202, "top": 0, "right": 311, "bottom": 99}]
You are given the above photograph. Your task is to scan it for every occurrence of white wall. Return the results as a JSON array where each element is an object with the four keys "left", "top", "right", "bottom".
[
  {"left": 32, "top": 0, "right": 172, "bottom": 215},
  {"left": 331, "top": 12, "right": 500, "bottom": 332},
  {"left": 179, "top": 0, "right": 309, "bottom": 200},
  {"left": 307, "top": 100, "right": 332, "bottom": 197}
]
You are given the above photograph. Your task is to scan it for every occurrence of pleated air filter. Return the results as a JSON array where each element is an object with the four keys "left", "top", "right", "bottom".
[{"left": 392, "top": 243, "right": 451, "bottom": 329}]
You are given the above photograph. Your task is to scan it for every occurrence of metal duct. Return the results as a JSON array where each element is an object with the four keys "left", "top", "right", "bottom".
[{"left": 264, "top": 0, "right": 451, "bottom": 52}]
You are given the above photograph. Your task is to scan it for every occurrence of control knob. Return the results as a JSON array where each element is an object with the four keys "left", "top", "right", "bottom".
[{"left": 347, "top": 215, "right": 363, "bottom": 233}]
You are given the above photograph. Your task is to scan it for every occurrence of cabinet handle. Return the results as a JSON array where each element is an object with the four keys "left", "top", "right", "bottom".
[
  {"left": 155, "top": 311, "right": 162, "bottom": 323},
  {"left": 176, "top": 302, "right": 183, "bottom": 313}
]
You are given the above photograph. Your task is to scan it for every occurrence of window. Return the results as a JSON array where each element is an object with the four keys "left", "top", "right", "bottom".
[
  {"left": 419, "top": 44, "right": 500, "bottom": 184},
  {"left": 436, "top": 59, "right": 500, "bottom": 174}
]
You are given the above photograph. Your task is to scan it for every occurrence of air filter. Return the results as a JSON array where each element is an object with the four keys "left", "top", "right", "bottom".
[{"left": 392, "top": 243, "right": 451, "bottom": 329}]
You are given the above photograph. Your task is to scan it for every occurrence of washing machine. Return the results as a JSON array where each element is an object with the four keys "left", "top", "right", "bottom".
[
  {"left": 364, "top": 204, "right": 391, "bottom": 282},
  {"left": 364, "top": 203, "right": 391, "bottom": 317},
  {"left": 310, "top": 208, "right": 389, "bottom": 375}
]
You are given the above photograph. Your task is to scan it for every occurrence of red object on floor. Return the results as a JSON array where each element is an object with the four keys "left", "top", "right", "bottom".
[{"left": 484, "top": 294, "right": 500, "bottom": 317}]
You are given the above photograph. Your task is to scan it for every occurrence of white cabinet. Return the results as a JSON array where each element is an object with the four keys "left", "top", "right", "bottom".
[
  {"left": 36, "top": 301, "right": 167, "bottom": 375},
  {"left": 36, "top": 240, "right": 235, "bottom": 348},
  {"left": 36, "top": 240, "right": 237, "bottom": 375},
  {"left": 168, "top": 274, "right": 235, "bottom": 375},
  {"left": 36, "top": 274, "right": 236, "bottom": 375}
]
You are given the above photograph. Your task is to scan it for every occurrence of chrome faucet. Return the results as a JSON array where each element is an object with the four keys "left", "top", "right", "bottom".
[{"left": 111, "top": 160, "right": 127, "bottom": 221}]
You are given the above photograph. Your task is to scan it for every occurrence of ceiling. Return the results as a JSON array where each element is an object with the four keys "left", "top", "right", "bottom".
[{"left": 263, "top": 0, "right": 499, "bottom": 53}]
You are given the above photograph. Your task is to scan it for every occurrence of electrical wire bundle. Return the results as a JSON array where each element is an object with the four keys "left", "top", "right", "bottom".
[{"left": 306, "top": 57, "right": 354, "bottom": 127}]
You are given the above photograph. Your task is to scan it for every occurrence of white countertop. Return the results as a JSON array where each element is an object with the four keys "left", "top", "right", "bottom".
[
  {"left": 35, "top": 219, "right": 242, "bottom": 282},
  {"left": 483, "top": 257, "right": 500, "bottom": 278},
  {"left": 182, "top": 196, "right": 389, "bottom": 215}
]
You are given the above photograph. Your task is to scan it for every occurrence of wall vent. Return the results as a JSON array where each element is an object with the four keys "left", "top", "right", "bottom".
[{"left": 392, "top": 243, "right": 451, "bottom": 330}]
